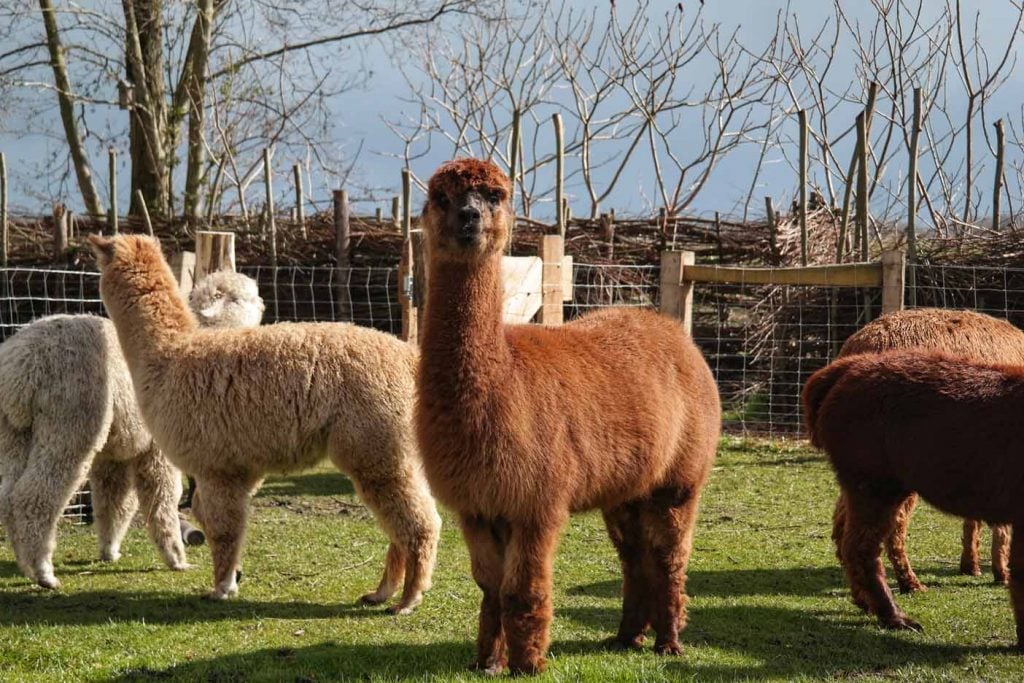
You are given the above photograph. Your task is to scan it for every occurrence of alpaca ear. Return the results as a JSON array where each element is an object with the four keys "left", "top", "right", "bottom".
[{"left": 88, "top": 234, "right": 115, "bottom": 267}]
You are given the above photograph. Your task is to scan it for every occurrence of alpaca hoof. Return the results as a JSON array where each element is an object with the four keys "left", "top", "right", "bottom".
[
  {"left": 469, "top": 659, "right": 506, "bottom": 676},
  {"left": 959, "top": 560, "right": 982, "bottom": 577},
  {"left": 897, "top": 579, "right": 927, "bottom": 594},
  {"left": 508, "top": 658, "right": 546, "bottom": 676},
  {"left": 602, "top": 635, "right": 645, "bottom": 651},
  {"left": 170, "top": 562, "right": 193, "bottom": 572},
  {"left": 99, "top": 549, "right": 121, "bottom": 563},
  {"left": 204, "top": 586, "right": 237, "bottom": 601},
  {"left": 994, "top": 571, "right": 1010, "bottom": 586},
  {"left": 883, "top": 615, "right": 923, "bottom": 632},
  {"left": 360, "top": 592, "right": 387, "bottom": 606},
  {"left": 36, "top": 575, "right": 60, "bottom": 590},
  {"left": 653, "top": 640, "right": 683, "bottom": 656}
]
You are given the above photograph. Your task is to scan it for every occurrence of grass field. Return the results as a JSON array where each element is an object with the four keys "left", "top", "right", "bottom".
[{"left": 1, "top": 436, "right": 1021, "bottom": 682}]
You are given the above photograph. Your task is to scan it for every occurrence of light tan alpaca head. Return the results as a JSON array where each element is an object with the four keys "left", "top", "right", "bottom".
[
  {"left": 189, "top": 271, "right": 265, "bottom": 328},
  {"left": 423, "top": 158, "right": 513, "bottom": 262},
  {"left": 88, "top": 234, "right": 197, "bottom": 331}
]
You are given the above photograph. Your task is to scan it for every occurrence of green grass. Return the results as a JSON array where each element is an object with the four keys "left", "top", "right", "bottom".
[{"left": 1, "top": 437, "right": 1021, "bottom": 682}]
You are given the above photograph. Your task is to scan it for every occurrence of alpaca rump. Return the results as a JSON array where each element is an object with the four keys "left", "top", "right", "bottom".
[
  {"left": 803, "top": 350, "right": 1024, "bottom": 648},
  {"left": 89, "top": 234, "right": 441, "bottom": 612},
  {"left": 835, "top": 308, "right": 1021, "bottom": 590},
  {"left": 416, "top": 159, "right": 721, "bottom": 674},
  {"left": 0, "top": 273, "right": 263, "bottom": 590}
]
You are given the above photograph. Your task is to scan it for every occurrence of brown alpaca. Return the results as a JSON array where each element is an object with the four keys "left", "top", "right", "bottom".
[
  {"left": 834, "top": 308, "right": 1019, "bottom": 591},
  {"left": 88, "top": 235, "right": 441, "bottom": 613},
  {"left": 803, "top": 350, "right": 1024, "bottom": 648},
  {"left": 415, "top": 159, "right": 721, "bottom": 674}
]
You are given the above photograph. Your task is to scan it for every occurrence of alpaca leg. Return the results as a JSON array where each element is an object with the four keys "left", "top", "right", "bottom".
[
  {"left": 192, "top": 477, "right": 251, "bottom": 599},
  {"left": 885, "top": 493, "right": 926, "bottom": 593},
  {"left": 6, "top": 437, "right": 96, "bottom": 589},
  {"left": 643, "top": 489, "right": 701, "bottom": 656},
  {"left": 501, "top": 519, "right": 563, "bottom": 676},
  {"left": 360, "top": 542, "right": 405, "bottom": 606},
  {"left": 1008, "top": 526, "right": 1024, "bottom": 650},
  {"left": 992, "top": 524, "right": 1012, "bottom": 585},
  {"left": 603, "top": 503, "right": 649, "bottom": 649},
  {"left": 90, "top": 458, "right": 137, "bottom": 563},
  {"left": 833, "top": 491, "right": 868, "bottom": 611},
  {"left": 841, "top": 487, "right": 921, "bottom": 632},
  {"left": 130, "top": 445, "right": 188, "bottom": 571},
  {"left": 346, "top": 466, "right": 441, "bottom": 615},
  {"left": 460, "top": 514, "right": 508, "bottom": 675},
  {"left": 961, "top": 519, "right": 983, "bottom": 577}
]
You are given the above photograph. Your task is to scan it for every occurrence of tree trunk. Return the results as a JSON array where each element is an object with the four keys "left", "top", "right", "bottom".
[
  {"left": 38, "top": 0, "right": 103, "bottom": 216},
  {"left": 123, "top": 0, "right": 169, "bottom": 217},
  {"left": 182, "top": 0, "right": 217, "bottom": 219}
]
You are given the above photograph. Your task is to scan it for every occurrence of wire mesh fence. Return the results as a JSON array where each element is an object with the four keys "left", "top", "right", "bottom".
[{"left": 4, "top": 259, "right": 1024, "bottom": 523}]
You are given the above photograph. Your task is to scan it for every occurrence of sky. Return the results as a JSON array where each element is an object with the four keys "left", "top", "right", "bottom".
[{"left": 2, "top": 0, "right": 1023, "bottom": 223}]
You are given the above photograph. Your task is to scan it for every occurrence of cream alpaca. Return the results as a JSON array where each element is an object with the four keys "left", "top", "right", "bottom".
[
  {"left": 0, "top": 271, "right": 263, "bottom": 589},
  {"left": 90, "top": 234, "right": 441, "bottom": 612}
]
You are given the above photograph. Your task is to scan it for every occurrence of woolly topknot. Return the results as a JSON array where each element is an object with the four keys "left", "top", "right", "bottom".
[{"left": 427, "top": 158, "right": 511, "bottom": 200}]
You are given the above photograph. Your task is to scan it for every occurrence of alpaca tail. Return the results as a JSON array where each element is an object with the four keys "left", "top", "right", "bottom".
[{"left": 801, "top": 360, "right": 849, "bottom": 449}]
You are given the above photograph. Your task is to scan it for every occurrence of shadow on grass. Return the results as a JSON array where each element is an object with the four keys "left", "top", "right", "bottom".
[
  {"left": 256, "top": 471, "right": 355, "bottom": 498},
  {"left": 0, "top": 590, "right": 395, "bottom": 628},
  {"left": 103, "top": 640, "right": 481, "bottom": 682},
  {"left": 569, "top": 565, "right": 847, "bottom": 600},
  {"left": 559, "top": 603, "right": 988, "bottom": 680}
]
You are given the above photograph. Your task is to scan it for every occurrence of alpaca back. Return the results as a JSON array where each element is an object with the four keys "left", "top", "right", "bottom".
[
  {"left": 137, "top": 321, "right": 418, "bottom": 479},
  {"left": 419, "top": 306, "right": 720, "bottom": 515},
  {"left": 803, "top": 350, "right": 1024, "bottom": 523},
  {"left": 840, "top": 308, "right": 1024, "bottom": 363}
]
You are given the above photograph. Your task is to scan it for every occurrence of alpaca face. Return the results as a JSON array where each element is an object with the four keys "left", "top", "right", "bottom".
[
  {"left": 423, "top": 158, "right": 513, "bottom": 261},
  {"left": 188, "top": 271, "right": 265, "bottom": 328}
]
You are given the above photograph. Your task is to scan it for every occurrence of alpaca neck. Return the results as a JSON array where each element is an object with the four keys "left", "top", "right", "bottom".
[
  {"left": 422, "top": 254, "right": 512, "bottom": 391},
  {"left": 107, "top": 268, "right": 196, "bottom": 364}
]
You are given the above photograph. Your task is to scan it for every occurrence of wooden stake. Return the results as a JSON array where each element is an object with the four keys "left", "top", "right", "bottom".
[
  {"left": 52, "top": 202, "right": 68, "bottom": 262},
  {"left": 553, "top": 113, "right": 565, "bottom": 237},
  {"left": 263, "top": 147, "right": 278, "bottom": 320},
  {"left": 764, "top": 196, "right": 778, "bottom": 264},
  {"left": 108, "top": 148, "right": 118, "bottom": 235},
  {"left": 907, "top": 86, "right": 922, "bottom": 307},
  {"left": 392, "top": 196, "right": 401, "bottom": 231},
  {"left": 837, "top": 82, "right": 879, "bottom": 262},
  {"left": 0, "top": 151, "right": 7, "bottom": 266},
  {"left": 798, "top": 109, "right": 808, "bottom": 266},
  {"left": 334, "top": 189, "right": 351, "bottom": 320},
  {"left": 135, "top": 189, "right": 154, "bottom": 235},
  {"left": 293, "top": 163, "right": 305, "bottom": 238},
  {"left": 993, "top": 118, "right": 1005, "bottom": 232},
  {"left": 856, "top": 113, "right": 869, "bottom": 261}
]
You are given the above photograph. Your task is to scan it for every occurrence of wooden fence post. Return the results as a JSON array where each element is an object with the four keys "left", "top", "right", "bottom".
[
  {"left": 52, "top": 202, "right": 69, "bottom": 262},
  {"left": 108, "top": 149, "right": 118, "bottom": 235},
  {"left": 293, "top": 163, "right": 305, "bottom": 238},
  {"left": 660, "top": 250, "right": 694, "bottom": 335},
  {"left": 798, "top": 109, "right": 808, "bottom": 266},
  {"left": 194, "top": 231, "right": 236, "bottom": 282},
  {"left": 333, "top": 189, "right": 351, "bottom": 320},
  {"left": 1, "top": 151, "right": 7, "bottom": 266},
  {"left": 539, "top": 233, "right": 564, "bottom": 325},
  {"left": 993, "top": 118, "right": 1005, "bottom": 232},
  {"left": 392, "top": 196, "right": 401, "bottom": 231},
  {"left": 399, "top": 169, "right": 417, "bottom": 342},
  {"left": 907, "top": 86, "right": 922, "bottom": 307},
  {"left": 169, "top": 250, "right": 197, "bottom": 298},
  {"left": 881, "top": 249, "right": 905, "bottom": 315},
  {"left": 553, "top": 113, "right": 565, "bottom": 237}
]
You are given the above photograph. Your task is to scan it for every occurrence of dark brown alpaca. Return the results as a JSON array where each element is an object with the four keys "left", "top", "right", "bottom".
[
  {"left": 803, "top": 350, "right": 1024, "bottom": 648},
  {"left": 415, "top": 158, "right": 721, "bottom": 674},
  {"left": 834, "top": 308, "right": 1020, "bottom": 592}
]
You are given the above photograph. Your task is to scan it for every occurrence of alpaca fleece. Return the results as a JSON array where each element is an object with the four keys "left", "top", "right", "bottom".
[
  {"left": 834, "top": 308, "right": 1020, "bottom": 590},
  {"left": 90, "top": 234, "right": 441, "bottom": 612},
  {"left": 803, "top": 350, "right": 1024, "bottom": 648},
  {"left": 0, "top": 272, "right": 261, "bottom": 589},
  {"left": 416, "top": 158, "right": 721, "bottom": 674}
]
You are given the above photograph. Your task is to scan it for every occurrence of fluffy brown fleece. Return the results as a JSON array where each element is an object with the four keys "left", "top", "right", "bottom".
[
  {"left": 88, "top": 234, "right": 441, "bottom": 613},
  {"left": 415, "top": 158, "right": 721, "bottom": 674},
  {"left": 803, "top": 350, "right": 1024, "bottom": 649},
  {"left": 834, "top": 308, "right": 1020, "bottom": 591}
]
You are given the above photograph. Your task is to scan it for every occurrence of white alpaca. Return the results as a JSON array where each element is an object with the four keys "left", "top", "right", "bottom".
[{"left": 0, "top": 270, "right": 264, "bottom": 589}]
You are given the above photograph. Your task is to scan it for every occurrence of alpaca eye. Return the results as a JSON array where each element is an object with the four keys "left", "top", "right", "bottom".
[
  {"left": 486, "top": 191, "right": 502, "bottom": 204},
  {"left": 433, "top": 194, "right": 449, "bottom": 209}
]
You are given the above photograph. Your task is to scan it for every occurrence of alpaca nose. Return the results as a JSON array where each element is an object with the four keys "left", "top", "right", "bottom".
[{"left": 459, "top": 205, "right": 482, "bottom": 228}]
